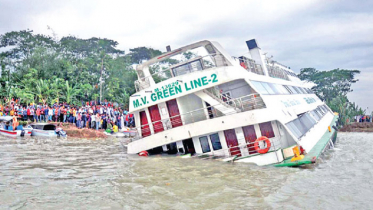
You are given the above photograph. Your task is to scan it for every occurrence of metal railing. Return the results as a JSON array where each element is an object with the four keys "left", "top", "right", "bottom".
[
  {"left": 203, "top": 87, "right": 266, "bottom": 112},
  {"left": 266, "top": 64, "right": 290, "bottom": 81},
  {"left": 130, "top": 93, "right": 266, "bottom": 140},
  {"left": 134, "top": 53, "right": 228, "bottom": 91},
  {"left": 200, "top": 137, "right": 282, "bottom": 161},
  {"left": 232, "top": 56, "right": 265, "bottom": 76}
]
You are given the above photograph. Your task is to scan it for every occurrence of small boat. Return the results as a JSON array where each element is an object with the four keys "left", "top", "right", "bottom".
[
  {"left": 29, "top": 123, "right": 67, "bottom": 137},
  {"left": 104, "top": 131, "right": 126, "bottom": 137},
  {"left": 0, "top": 116, "right": 32, "bottom": 137},
  {"left": 121, "top": 127, "right": 137, "bottom": 137}
]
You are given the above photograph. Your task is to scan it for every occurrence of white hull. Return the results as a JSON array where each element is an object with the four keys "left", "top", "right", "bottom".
[
  {"left": 31, "top": 129, "right": 59, "bottom": 137},
  {"left": 0, "top": 129, "right": 32, "bottom": 137}
]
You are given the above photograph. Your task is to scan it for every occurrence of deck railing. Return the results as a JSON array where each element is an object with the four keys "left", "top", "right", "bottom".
[
  {"left": 232, "top": 56, "right": 265, "bottom": 76},
  {"left": 203, "top": 87, "right": 266, "bottom": 112},
  {"left": 135, "top": 53, "right": 228, "bottom": 91},
  {"left": 266, "top": 64, "right": 290, "bottom": 81},
  {"left": 202, "top": 137, "right": 282, "bottom": 160},
  {"left": 130, "top": 93, "right": 266, "bottom": 140}
]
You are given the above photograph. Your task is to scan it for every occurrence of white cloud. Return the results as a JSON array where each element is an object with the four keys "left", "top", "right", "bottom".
[{"left": 1, "top": 0, "right": 372, "bottom": 111}]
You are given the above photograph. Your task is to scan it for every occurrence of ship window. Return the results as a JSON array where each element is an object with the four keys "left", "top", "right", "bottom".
[
  {"left": 283, "top": 85, "right": 293, "bottom": 94},
  {"left": 172, "top": 60, "right": 203, "bottom": 76},
  {"left": 288, "top": 86, "right": 298, "bottom": 94},
  {"left": 43, "top": 124, "right": 56, "bottom": 130},
  {"left": 267, "top": 83, "right": 281, "bottom": 94},
  {"left": 318, "top": 106, "right": 325, "bottom": 114},
  {"left": 205, "top": 44, "right": 216, "bottom": 54},
  {"left": 292, "top": 86, "right": 302, "bottom": 94},
  {"left": 259, "top": 122, "right": 275, "bottom": 138},
  {"left": 310, "top": 110, "right": 321, "bottom": 121},
  {"left": 261, "top": 82, "right": 276, "bottom": 94},
  {"left": 314, "top": 109, "right": 323, "bottom": 118},
  {"left": 36, "top": 125, "right": 44, "bottom": 130},
  {"left": 286, "top": 121, "right": 302, "bottom": 139},
  {"left": 210, "top": 133, "right": 222, "bottom": 150},
  {"left": 299, "top": 113, "right": 316, "bottom": 131},
  {"left": 199, "top": 136, "right": 211, "bottom": 153},
  {"left": 251, "top": 81, "right": 269, "bottom": 94},
  {"left": 275, "top": 84, "right": 290, "bottom": 94},
  {"left": 299, "top": 87, "right": 306, "bottom": 94},
  {"left": 292, "top": 118, "right": 308, "bottom": 135}
]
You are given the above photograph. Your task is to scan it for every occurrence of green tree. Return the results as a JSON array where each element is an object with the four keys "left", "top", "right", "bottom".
[
  {"left": 298, "top": 68, "right": 362, "bottom": 126},
  {"left": 298, "top": 68, "right": 360, "bottom": 103}
]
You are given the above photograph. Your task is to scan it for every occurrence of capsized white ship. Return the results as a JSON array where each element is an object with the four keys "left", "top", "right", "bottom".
[{"left": 127, "top": 39, "right": 338, "bottom": 166}]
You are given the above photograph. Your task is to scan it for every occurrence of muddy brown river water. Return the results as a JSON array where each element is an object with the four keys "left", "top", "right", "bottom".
[{"left": 0, "top": 133, "right": 372, "bottom": 209}]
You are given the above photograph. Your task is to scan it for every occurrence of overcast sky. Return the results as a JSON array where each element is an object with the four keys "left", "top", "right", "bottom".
[{"left": 1, "top": 0, "right": 372, "bottom": 113}]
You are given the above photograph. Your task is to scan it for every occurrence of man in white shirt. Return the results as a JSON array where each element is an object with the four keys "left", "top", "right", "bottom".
[{"left": 91, "top": 114, "right": 96, "bottom": 129}]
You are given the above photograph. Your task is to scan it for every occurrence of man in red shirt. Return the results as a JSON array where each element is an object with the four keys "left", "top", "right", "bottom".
[{"left": 36, "top": 108, "right": 41, "bottom": 122}]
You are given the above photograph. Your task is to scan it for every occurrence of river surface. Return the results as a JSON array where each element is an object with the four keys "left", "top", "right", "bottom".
[{"left": 0, "top": 133, "right": 372, "bottom": 209}]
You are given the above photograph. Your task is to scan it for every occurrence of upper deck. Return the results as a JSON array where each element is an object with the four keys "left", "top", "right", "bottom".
[{"left": 130, "top": 39, "right": 301, "bottom": 113}]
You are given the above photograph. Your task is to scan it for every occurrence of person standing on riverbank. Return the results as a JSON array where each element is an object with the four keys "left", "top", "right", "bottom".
[
  {"left": 36, "top": 107, "right": 41, "bottom": 122},
  {"left": 73, "top": 108, "right": 77, "bottom": 124},
  {"left": 44, "top": 107, "right": 49, "bottom": 122},
  {"left": 76, "top": 112, "right": 82, "bottom": 129},
  {"left": 96, "top": 113, "right": 101, "bottom": 130},
  {"left": 48, "top": 107, "right": 53, "bottom": 122},
  {"left": 91, "top": 113, "right": 96, "bottom": 129}
]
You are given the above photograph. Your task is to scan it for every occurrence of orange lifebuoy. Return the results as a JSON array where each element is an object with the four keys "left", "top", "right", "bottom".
[
  {"left": 254, "top": 136, "right": 271, "bottom": 154},
  {"left": 138, "top": 151, "right": 149, "bottom": 157}
]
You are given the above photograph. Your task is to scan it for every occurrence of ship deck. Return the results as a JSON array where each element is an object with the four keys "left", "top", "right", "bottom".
[{"left": 274, "top": 115, "right": 338, "bottom": 167}]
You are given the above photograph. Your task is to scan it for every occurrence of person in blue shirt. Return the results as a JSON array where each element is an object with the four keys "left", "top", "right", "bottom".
[
  {"left": 44, "top": 107, "right": 49, "bottom": 122},
  {"left": 23, "top": 108, "right": 27, "bottom": 121}
]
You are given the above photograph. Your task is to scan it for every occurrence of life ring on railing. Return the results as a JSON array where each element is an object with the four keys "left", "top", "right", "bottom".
[
  {"left": 138, "top": 151, "right": 149, "bottom": 157},
  {"left": 254, "top": 136, "right": 271, "bottom": 154}
]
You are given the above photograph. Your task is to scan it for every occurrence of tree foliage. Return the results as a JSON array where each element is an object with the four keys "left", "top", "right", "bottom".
[
  {"left": 298, "top": 68, "right": 360, "bottom": 103},
  {"left": 298, "top": 67, "right": 363, "bottom": 125},
  {"left": 0, "top": 29, "right": 151, "bottom": 107}
]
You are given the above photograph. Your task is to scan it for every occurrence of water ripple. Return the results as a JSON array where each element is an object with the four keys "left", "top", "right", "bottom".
[{"left": 0, "top": 133, "right": 372, "bottom": 209}]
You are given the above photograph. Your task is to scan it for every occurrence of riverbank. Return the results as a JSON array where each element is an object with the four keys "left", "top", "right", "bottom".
[
  {"left": 53, "top": 123, "right": 108, "bottom": 139},
  {"left": 339, "top": 122, "right": 373, "bottom": 132}
]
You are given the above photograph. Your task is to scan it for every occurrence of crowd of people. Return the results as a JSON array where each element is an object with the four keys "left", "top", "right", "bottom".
[
  {"left": 0, "top": 101, "right": 135, "bottom": 132},
  {"left": 354, "top": 115, "right": 372, "bottom": 123}
]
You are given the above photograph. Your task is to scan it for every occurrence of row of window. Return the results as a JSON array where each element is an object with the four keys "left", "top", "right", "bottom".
[
  {"left": 284, "top": 70, "right": 298, "bottom": 77},
  {"left": 199, "top": 121, "right": 276, "bottom": 153},
  {"left": 286, "top": 105, "right": 331, "bottom": 139},
  {"left": 251, "top": 80, "right": 313, "bottom": 95},
  {"left": 199, "top": 133, "right": 222, "bottom": 153}
]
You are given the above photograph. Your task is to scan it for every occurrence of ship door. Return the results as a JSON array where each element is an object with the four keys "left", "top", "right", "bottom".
[
  {"left": 224, "top": 129, "right": 241, "bottom": 157},
  {"left": 166, "top": 99, "right": 183, "bottom": 128},
  {"left": 205, "top": 102, "right": 214, "bottom": 119},
  {"left": 149, "top": 105, "right": 164, "bottom": 133},
  {"left": 182, "top": 138, "right": 195, "bottom": 155},
  {"left": 242, "top": 125, "right": 257, "bottom": 154},
  {"left": 140, "top": 111, "right": 151, "bottom": 137}
]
